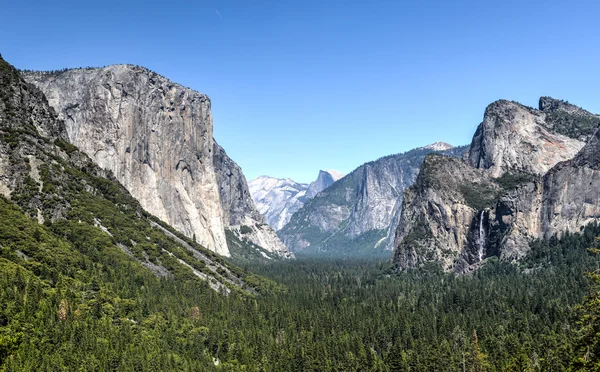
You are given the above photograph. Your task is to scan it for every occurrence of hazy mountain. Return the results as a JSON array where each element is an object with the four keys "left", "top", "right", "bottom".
[
  {"left": 278, "top": 144, "right": 468, "bottom": 256},
  {"left": 249, "top": 169, "right": 344, "bottom": 231}
]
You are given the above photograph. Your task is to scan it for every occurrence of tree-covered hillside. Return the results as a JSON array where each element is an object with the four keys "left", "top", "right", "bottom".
[{"left": 3, "top": 202, "right": 600, "bottom": 370}]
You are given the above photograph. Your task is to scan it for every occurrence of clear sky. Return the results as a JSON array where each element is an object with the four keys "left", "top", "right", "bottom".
[{"left": 2, "top": 0, "right": 600, "bottom": 183}]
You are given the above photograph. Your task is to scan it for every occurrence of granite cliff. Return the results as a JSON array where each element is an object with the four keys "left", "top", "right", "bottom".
[
  {"left": 0, "top": 54, "right": 262, "bottom": 294},
  {"left": 22, "top": 65, "right": 290, "bottom": 259},
  {"left": 394, "top": 97, "right": 600, "bottom": 272}
]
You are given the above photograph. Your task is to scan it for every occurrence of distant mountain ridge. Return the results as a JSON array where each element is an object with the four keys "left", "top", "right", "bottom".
[
  {"left": 278, "top": 144, "right": 469, "bottom": 256},
  {"left": 249, "top": 169, "right": 343, "bottom": 231}
]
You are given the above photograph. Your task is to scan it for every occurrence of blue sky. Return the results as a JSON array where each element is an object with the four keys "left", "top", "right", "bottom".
[{"left": 2, "top": 0, "right": 600, "bottom": 183}]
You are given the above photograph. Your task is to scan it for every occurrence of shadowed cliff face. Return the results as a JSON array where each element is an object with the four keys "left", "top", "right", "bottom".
[
  {"left": 392, "top": 155, "right": 502, "bottom": 271},
  {"left": 394, "top": 97, "right": 600, "bottom": 272},
  {"left": 22, "top": 66, "right": 290, "bottom": 258},
  {"left": 541, "top": 128, "right": 600, "bottom": 239},
  {"left": 305, "top": 170, "right": 344, "bottom": 199},
  {"left": 213, "top": 141, "right": 292, "bottom": 258}
]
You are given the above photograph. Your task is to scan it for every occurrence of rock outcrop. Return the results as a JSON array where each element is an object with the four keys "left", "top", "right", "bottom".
[
  {"left": 541, "top": 128, "right": 600, "bottom": 238},
  {"left": 305, "top": 169, "right": 344, "bottom": 199},
  {"left": 279, "top": 145, "right": 468, "bottom": 255},
  {"left": 394, "top": 97, "right": 600, "bottom": 272},
  {"left": 249, "top": 176, "right": 309, "bottom": 231},
  {"left": 539, "top": 96, "right": 600, "bottom": 141},
  {"left": 468, "top": 100, "right": 585, "bottom": 177},
  {"left": 393, "top": 155, "right": 502, "bottom": 270},
  {"left": 22, "top": 65, "right": 290, "bottom": 258}
]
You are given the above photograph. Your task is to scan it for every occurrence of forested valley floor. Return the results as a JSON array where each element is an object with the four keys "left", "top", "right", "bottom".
[{"left": 2, "top": 199, "right": 600, "bottom": 371}]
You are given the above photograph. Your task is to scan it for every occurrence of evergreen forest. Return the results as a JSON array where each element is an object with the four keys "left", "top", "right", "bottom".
[{"left": 2, "top": 189, "right": 600, "bottom": 371}]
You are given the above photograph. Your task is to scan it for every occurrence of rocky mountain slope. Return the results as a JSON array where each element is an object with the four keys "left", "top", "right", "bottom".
[
  {"left": 0, "top": 54, "right": 267, "bottom": 294},
  {"left": 467, "top": 99, "right": 587, "bottom": 177},
  {"left": 22, "top": 65, "right": 291, "bottom": 259},
  {"left": 394, "top": 97, "right": 600, "bottom": 272},
  {"left": 249, "top": 169, "right": 343, "bottom": 231},
  {"left": 249, "top": 176, "right": 308, "bottom": 231},
  {"left": 278, "top": 144, "right": 468, "bottom": 256}
]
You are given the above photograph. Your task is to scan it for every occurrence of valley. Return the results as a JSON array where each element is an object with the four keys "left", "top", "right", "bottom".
[{"left": 2, "top": 42, "right": 600, "bottom": 370}]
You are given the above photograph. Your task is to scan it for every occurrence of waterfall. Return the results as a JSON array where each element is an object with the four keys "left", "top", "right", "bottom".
[{"left": 477, "top": 210, "right": 485, "bottom": 262}]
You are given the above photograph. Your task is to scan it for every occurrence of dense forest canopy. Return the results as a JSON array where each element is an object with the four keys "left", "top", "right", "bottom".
[{"left": 2, "top": 189, "right": 600, "bottom": 371}]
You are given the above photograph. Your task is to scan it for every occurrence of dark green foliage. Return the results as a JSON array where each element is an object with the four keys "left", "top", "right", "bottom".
[
  {"left": 2, "top": 193, "right": 600, "bottom": 369},
  {"left": 494, "top": 171, "right": 537, "bottom": 190},
  {"left": 2, "top": 53, "right": 600, "bottom": 370},
  {"left": 53, "top": 137, "right": 78, "bottom": 154},
  {"left": 459, "top": 183, "right": 501, "bottom": 210},
  {"left": 225, "top": 229, "right": 279, "bottom": 265},
  {"left": 297, "top": 227, "right": 390, "bottom": 258},
  {"left": 570, "top": 242, "right": 600, "bottom": 370},
  {"left": 238, "top": 225, "right": 252, "bottom": 235},
  {"left": 546, "top": 110, "right": 600, "bottom": 139}
]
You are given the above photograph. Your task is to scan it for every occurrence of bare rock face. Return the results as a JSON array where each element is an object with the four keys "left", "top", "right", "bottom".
[
  {"left": 22, "top": 66, "right": 290, "bottom": 258},
  {"left": 213, "top": 142, "right": 292, "bottom": 258},
  {"left": 0, "top": 55, "right": 263, "bottom": 293},
  {"left": 23, "top": 65, "right": 229, "bottom": 255},
  {"left": 393, "top": 155, "right": 501, "bottom": 271},
  {"left": 468, "top": 100, "right": 585, "bottom": 177},
  {"left": 394, "top": 97, "right": 600, "bottom": 272},
  {"left": 305, "top": 170, "right": 344, "bottom": 199},
  {"left": 248, "top": 169, "right": 343, "bottom": 232},
  {"left": 491, "top": 181, "right": 544, "bottom": 260},
  {"left": 249, "top": 176, "right": 309, "bottom": 231},
  {"left": 393, "top": 157, "right": 548, "bottom": 272},
  {"left": 541, "top": 128, "right": 600, "bottom": 238}
]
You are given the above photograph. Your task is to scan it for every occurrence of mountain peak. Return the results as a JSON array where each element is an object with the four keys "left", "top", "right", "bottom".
[
  {"left": 420, "top": 142, "right": 454, "bottom": 151},
  {"left": 323, "top": 169, "right": 344, "bottom": 181},
  {"left": 306, "top": 170, "right": 344, "bottom": 198}
]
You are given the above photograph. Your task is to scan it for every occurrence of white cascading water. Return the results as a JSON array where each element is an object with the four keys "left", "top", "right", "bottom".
[{"left": 477, "top": 210, "right": 485, "bottom": 262}]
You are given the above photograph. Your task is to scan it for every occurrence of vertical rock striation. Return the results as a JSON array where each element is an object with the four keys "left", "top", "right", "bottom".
[
  {"left": 22, "top": 65, "right": 290, "bottom": 258},
  {"left": 541, "top": 128, "right": 600, "bottom": 238},
  {"left": 213, "top": 141, "right": 292, "bottom": 258}
]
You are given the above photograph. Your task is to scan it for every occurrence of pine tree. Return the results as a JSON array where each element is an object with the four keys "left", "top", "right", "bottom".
[{"left": 468, "top": 329, "right": 490, "bottom": 372}]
